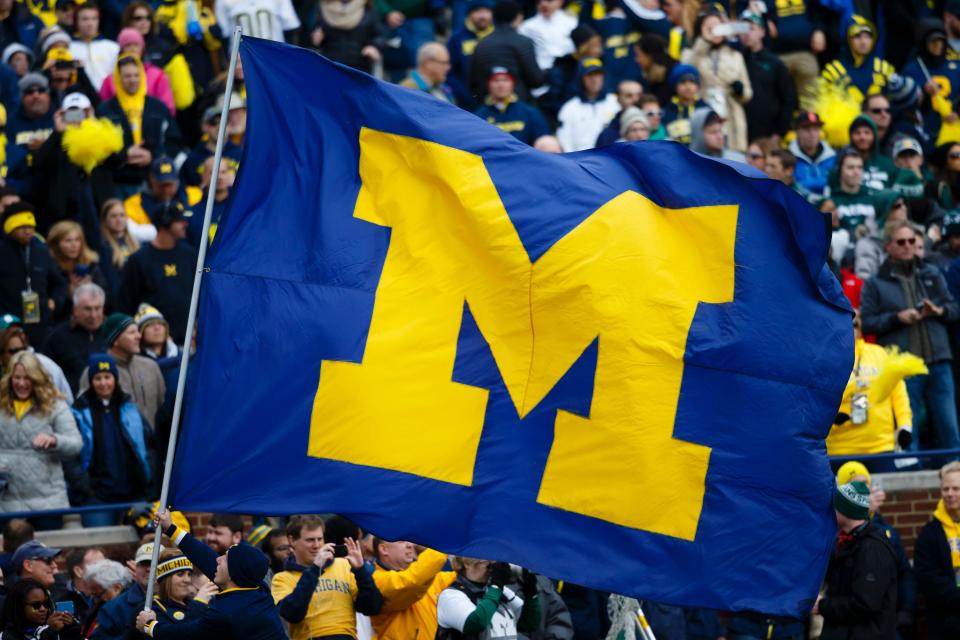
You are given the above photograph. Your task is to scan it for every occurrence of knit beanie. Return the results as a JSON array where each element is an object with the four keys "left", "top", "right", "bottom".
[
  {"left": 835, "top": 461, "right": 871, "bottom": 487},
  {"left": 571, "top": 24, "right": 598, "bottom": 51},
  {"left": 117, "top": 28, "right": 145, "bottom": 53},
  {"left": 834, "top": 481, "right": 871, "bottom": 520},
  {"left": 2, "top": 202, "right": 36, "bottom": 235},
  {"left": 88, "top": 353, "right": 119, "bottom": 380},
  {"left": 885, "top": 74, "right": 918, "bottom": 114},
  {"left": 135, "top": 303, "right": 168, "bottom": 332},
  {"left": 226, "top": 543, "right": 268, "bottom": 588},
  {"left": 100, "top": 313, "right": 134, "bottom": 347}
]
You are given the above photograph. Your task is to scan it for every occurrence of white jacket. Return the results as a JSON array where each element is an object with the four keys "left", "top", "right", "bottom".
[
  {"left": 70, "top": 38, "right": 120, "bottom": 92},
  {"left": 556, "top": 93, "right": 620, "bottom": 152}
]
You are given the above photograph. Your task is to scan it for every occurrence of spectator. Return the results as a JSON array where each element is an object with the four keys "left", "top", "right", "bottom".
[
  {"left": 123, "top": 157, "right": 196, "bottom": 239},
  {"left": 578, "top": 0, "right": 641, "bottom": 94},
  {"left": 681, "top": 7, "right": 752, "bottom": 152},
  {"left": 739, "top": 10, "right": 796, "bottom": 144},
  {"left": 474, "top": 66, "right": 550, "bottom": 145},
  {"left": 594, "top": 79, "right": 641, "bottom": 147},
  {"left": 0, "top": 519, "right": 34, "bottom": 578},
  {"left": 659, "top": 0, "right": 686, "bottom": 60},
  {"left": 142, "top": 511, "right": 288, "bottom": 640},
  {"left": 0, "top": 351, "right": 80, "bottom": 528},
  {"left": 118, "top": 201, "right": 196, "bottom": 344},
  {"left": 78, "top": 313, "right": 165, "bottom": 429},
  {"left": 745, "top": 137, "right": 772, "bottom": 172},
  {"left": 7, "top": 75, "right": 55, "bottom": 195},
  {"left": 53, "top": 0, "right": 76, "bottom": 35},
  {"left": 890, "top": 137, "right": 928, "bottom": 211},
  {"left": 86, "top": 556, "right": 137, "bottom": 640},
  {"left": 661, "top": 63, "right": 705, "bottom": 147},
  {"left": 214, "top": 0, "right": 299, "bottom": 42},
  {"left": 0, "top": 578, "right": 80, "bottom": 640},
  {"left": 135, "top": 304, "right": 178, "bottom": 361},
  {"left": 617, "top": 107, "right": 649, "bottom": 141},
  {"left": 617, "top": 0, "right": 668, "bottom": 38},
  {"left": 861, "top": 94, "right": 898, "bottom": 157},
  {"left": 41, "top": 283, "right": 106, "bottom": 395},
  {"left": 821, "top": 15, "right": 895, "bottom": 104},
  {"left": 99, "top": 199, "right": 142, "bottom": 271},
  {"left": 9, "top": 542, "right": 61, "bottom": 590},
  {"left": 375, "top": 0, "right": 433, "bottom": 78},
  {"left": 262, "top": 529, "right": 292, "bottom": 576},
  {"left": 814, "top": 481, "right": 898, "bottom": 639},
  {"left": 555, "top": 57, "right": 618, "bottom": 152},
  {"left": 903, "top": 18, "right": 960, "bottom": 148},
  {"left": 204, "top": 513, "right": 244, "bottom": 555},
  {"left": 689, "top": 108, "right": 745, "bottom": 163},
  {"left": 1, "top": 320, "right": 72, "bottom": 403},
  {"left": 470, "top": 0, "right": 544, "bottom": 102},
  {"left": 847, "top": 114, "right": 897, "bottom": 191},
  {"left": 46, "top": 221, "right": 109, "bottom": 316},
  {"left": 2, "top": 43, "right": 33, "bottom": 78},
  {"left": 436, "top": 559, "right": 540, "bottom": 640},
  {"left": 150, "top": 547, "right": 212, "bottom": 626},
  {"left": 180, "top": 105, "right": 242, "bottom": 189},
  {"left": 767, "top": 0, "right": 824, "bottom": 110},
  {"left": 68, "top": 3, "right": 119, "bottom": 92},
  {"left": 789, "top": 110, "right": 836, "bottom": 197},
  {"left": 71, "top": 352, "right": 152, "bottom": 526},
  {"left": 860, "top": 219, "right": 960, "bottom": 453},
  {"left": 932, "top": 212, "right": 960, "bottom": 272},
  {"left": 764, "top": 148, "right": 825, "bottom": 207},
  {"left": 401, "top": 43, "right": 454, "bottom": 102},
  {"left": 50, "top": 547, "right": 106, "bottom": 622},
  {"left": 826, "top": 311, "right": 913, "bottom": 461},
  {"left": 96, "top": 55, "right": 182, "bottom": 196},
  {"left": 99, "top": 28, "right": 174, "bottom": 115},
  {"left": 927, "top": 142, "right": 960, "bottom": 211},
  {"left": 539, "top": 25, "right": 601, "bottom": 122},
  {"left": 632, "top": 33, "right": 675, "bottom": 106},
  {"left": 309, "top": 0, "right": 384, "bottom": 75},
  {"left": 829, "top": 149, "right": 897, "bottom": 251},
  {"left": 913, "top": 461, "right": 960, "bottom": 640},
  {"left": 369, "top": 538, "right": 455, "bottom": 640},
  {"left": 855, "top": 202, "right": 909, "bottom": 280},
  {"left": 447, "top": 0, "right": 494, "bottom": 109},
  {"left": 638, "top": 93, "right": 666, "bottom": 140},
  {"left": 188, "top": 155, "right": 234, "bottom": 248},
  {"left": 518, "top": 0, "right": 576, "bottom": 73},
  {"left": 0, "top": 0, "right": 43, "bottom": 55},
  {"left": 271, "top": 514, "right": 382, "bottom": 640}
]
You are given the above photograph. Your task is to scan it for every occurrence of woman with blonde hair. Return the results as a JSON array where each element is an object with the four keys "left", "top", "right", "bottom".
[
  {"left": 99, "top": 198, "right": 142, "bottom": 270},
  {"left": 0, "top": 351, "right": 82, "bottom": 529},
  {"left": 47, "top": 221, "right": 109, "bottom": 308},
  {"left": 149, "top": 547, "right": 215, "bottom": 625}
]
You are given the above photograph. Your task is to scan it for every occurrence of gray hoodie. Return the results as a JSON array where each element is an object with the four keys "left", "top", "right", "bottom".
[{"left": 688, "top": 107, "right": 747, "bottom": 163}]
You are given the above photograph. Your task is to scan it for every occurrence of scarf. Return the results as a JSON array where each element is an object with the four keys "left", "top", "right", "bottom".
[
  {"left": 933, "top": 499, "right": 960, "bottom": 573},
  {"left": 320, "top": 0, "right": 365, "bottom": 31},
  {"left": 13, "top": 399, "right": 31, "bottom": 421},
  {"left": 114, "top": 56, "right": 147, "bottom": 145}
]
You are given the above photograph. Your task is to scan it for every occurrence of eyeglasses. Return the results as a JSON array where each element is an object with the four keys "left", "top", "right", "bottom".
[
  {"left": 25, "top": 600, "right": 51, "bottom": 611},
  {"left": 130, "top": 14, "right": 150, "bottom": 21},
  {"left": 895, "top": 237, "right": 917, "bottom": 246},
  {"left": 869, "top": 107, "right": 890, "bottom": 115},
  {"left": 643, "top": 110, "right": 662, "bottom": 118},
  {"left": 23, "top": 87, "right": 47, "bottom": 95}
]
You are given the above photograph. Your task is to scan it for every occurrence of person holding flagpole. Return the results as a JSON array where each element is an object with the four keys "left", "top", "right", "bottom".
[{"left": 134, "top": 510, "right": 286, "bottom": 640}]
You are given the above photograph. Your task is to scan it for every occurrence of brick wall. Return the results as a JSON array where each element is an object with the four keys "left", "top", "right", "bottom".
[{"left": 874, "top": 471, "right": 941, "bottom": 557}]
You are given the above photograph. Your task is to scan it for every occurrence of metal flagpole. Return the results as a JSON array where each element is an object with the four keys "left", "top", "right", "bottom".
[{"left": 142, "top": 25, "right": 243, "bottom": 611}]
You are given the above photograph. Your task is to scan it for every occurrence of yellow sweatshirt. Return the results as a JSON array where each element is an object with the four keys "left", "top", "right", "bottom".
[
  {"left": 371, "top": 548, "right": 457, "bottom": 640},
  {"left": 933, "top": 499, "right": 960, "bottom": 573},
  {"left": 827, "top": 339, "right": 912, "bottom": 455},
  {"left": 271, "top": 558, "right": 358, "bottom": 640}
]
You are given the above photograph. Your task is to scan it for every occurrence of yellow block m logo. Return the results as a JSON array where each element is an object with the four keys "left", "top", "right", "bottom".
[{"left": 310, "top": 129, "right": 737, "bottom": 540}]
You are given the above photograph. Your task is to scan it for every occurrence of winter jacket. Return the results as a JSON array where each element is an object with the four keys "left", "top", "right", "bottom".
[
  {"left": 578, "top": 3, "right": 641, "bottom": 92},
  {"left": 789, "top": 138, "right": 836, "bottom": 195},
  {"left": 819, "top": 522, "right": 898, "bottom": 640},
  {"left": 71, "top": 391, "right": 151, "bottom": 494},
  {"left": 820, "top": 15, "right": 895, "bottom": 104},
  {"left": 871, "top": 513, "right": 915, "bottom": 633},
  {"left": 41, "top": 321, "right": 106, "bottom": 395},
  {"left": 914, "top": 505, "right": 960, "bottom": 640},
  {"left": 69, "top": 38, "right": 120, "bottom": 93},
  {"left": 313, "top": 7, "right": 385, "bottom": 74},
  {"left": 5, "top": 105, "right": 54, "bottom": 193},
  {"left": 902, "top": 18, "right": 960, "bottom": 144},
  {"left": 662, "top": 97, "right": 706, "bottom": 146},
  {"left": 511, "top": 575, "right": 572, "bottom": 640},
  {"left": 0, "top": 399, "right": 82, "bottom": 511},
  {"left": 743, "top": 47, "right": 797, "bottom": 140},
  {"left": 99, "top": 63, "right": 176, "bottom": 115},
  {"left": 688, "top": 107, "right": 746, "bottom": 162},
  {"left": 475, "top": 96, "right": 550, "bottom": 145},
  {"left": 436, "top": 575, "right": 540, "bottom": 640},
  {"left": 846, "top": 115, "right": 898, "bottom": 190},
  {"left": 826, "top": 338, "right": 912, "bottom": 455},
  {"left": 0, "top": 234, "right": 68, "bottom": 346},
  {"left": 470, "top": 25, "right": 544, "bottom": 102},
  {"left": 681, "top": 38, "right": 752, "bottom": 152},
  {"left": 78, "top": 354, "right": 165, "bottom": 428},
  {"left": 95, "top": 96, "right": 183, "bottom": 187},
  {"left": 90, "top": 582, "right": 144, "bottom": 640},
  {"left": 0, "top": 5, "right": 43, "bottom": 54},
  {"left": 556, "top": 91, "right": 619, "bottom": 152},
  {"left": 370, "top": 548, "right": 456, "bottom": 640},
  {"left": 860, "top": 258, "right": 960, "bottom": 364},
  {"left": 768, "top": 0, "right": 824, "bottom": 54}
]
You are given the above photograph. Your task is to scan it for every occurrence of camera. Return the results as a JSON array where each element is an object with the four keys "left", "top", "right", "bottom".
[
  {"left": 333, "top": 544, "right": 348, "bottom": 558},
  {"left": 64, "top": 109, "right": 86, "bottom": 125}
]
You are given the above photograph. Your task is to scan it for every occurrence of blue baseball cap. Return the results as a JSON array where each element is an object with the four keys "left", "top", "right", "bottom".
[
  {"left": 10, "top": 541, "right": 61, "bottom": 573},
  {"left": 151, "top": 156, "right": 178, "bottom": 182}
]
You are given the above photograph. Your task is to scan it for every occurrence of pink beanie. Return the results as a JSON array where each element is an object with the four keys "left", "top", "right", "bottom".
[{"left": 117, "top": 28, "right": 145, "bottom": 52}]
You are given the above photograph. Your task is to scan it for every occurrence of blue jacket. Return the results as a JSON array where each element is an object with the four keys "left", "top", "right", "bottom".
[
  {"left": 788, "top": 138, "right": 836, "bottom": 196},
  {"left": 72, "top": 397, "right": 150, "bottom": 478},
  {"left": 769, "top": 0, "right": 824, "bottom": 54},
  {"left": 0, "top": 6, "right": 44, "bottom": 53},
  {"left": 447, "top": 24, "right": 491, "bottom": 110},
  {"left": 474, "top": 96, "right": 550, "bottom": 145},
  {"left": 91, "top": 581, "right": 145, "bottom": 640},
  {"left": 5, "top": 106, "right": 54, "bottom": 191},
  {"left": 578, "top": 1, "right": 642, "bottom": 92}
]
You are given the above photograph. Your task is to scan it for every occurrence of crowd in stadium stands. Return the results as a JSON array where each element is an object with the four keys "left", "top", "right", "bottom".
[{"left": 0, "top": 0, "right": 959, "bottom": 636}]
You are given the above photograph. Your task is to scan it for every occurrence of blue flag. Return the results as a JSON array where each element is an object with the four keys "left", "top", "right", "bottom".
[{"left": 171, "top": 37, "right": 853, "bottom": 616}]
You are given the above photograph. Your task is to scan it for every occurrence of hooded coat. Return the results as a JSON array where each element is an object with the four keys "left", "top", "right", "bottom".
[
  {"left": 688, "top": 107, "right": 746, "bottom": 162},
  {"left": 680, "top": 37, "right": 752, "bottom": 152},
  {"left": 903, "top": 18, "right": 960, "bottom": 143},
  {"left": 847, "top": 114, "right": 898, "bottom": 190},
  {"left": 821, "top": 15, "right": 895, "bottom": 103}
]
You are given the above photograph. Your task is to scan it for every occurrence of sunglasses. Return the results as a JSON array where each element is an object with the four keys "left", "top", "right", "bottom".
[
  {"left": 23, "top": 87, "right": 47, "bottom": 95},
  {"left": 869, "top": 107, "right": 890, "bottom": 115},
  {"left": 130, "top": 14, "right": 150, "bottom": 21},
  {"left": 895, "top": 237, "right": 917, "bottom": 246},
  {"left": 25, "top": 600, "right": 51, "bottom": 611},
  {"left": 643, "top": 110, "right": 662, "bottom": 118},
  {"left": 950, "top": 152, "right": 960, "bottom": 160}
]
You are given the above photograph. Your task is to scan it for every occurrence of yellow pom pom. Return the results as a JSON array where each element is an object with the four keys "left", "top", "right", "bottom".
[
  {"left": 61, "top": 117, "right": 125, "bottom": 174},
  {"left": 868, "top": 347, "right": 928, "bottom": 405},
  {"left": 816, "top": 79, "right": 862, "bottom": 149}
]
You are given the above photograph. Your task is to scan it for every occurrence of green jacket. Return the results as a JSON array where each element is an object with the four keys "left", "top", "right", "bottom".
[{"left": 830, "top": 185, "right": 899, "bottom": 235}]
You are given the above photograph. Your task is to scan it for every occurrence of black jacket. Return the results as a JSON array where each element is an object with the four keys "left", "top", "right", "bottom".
[
  {"left": 860, "top": 258, "right": 960, "bottom": 363},
  {"left": 913, "top": 518, "right": 960, "bottom": 640},
  {"left": 0, "top": 234, "right": 68, "bottom": 346},
  {"left": 313, "top": 9, "right": 385, "bottom": 74},
  {"left": 95, "top": 96, "right": 183, "bottom": 186},
  {"left": 469, "top": 25, "right": 544, "bottom": 102},
  {"left": 743, "top": 47, "right": 797, "bottom": 140},
  {"left": 41, "top": 320, "right": 105, "bottom": 395},
  {"left": 819, "top": 522, "right": 898, "bottom": 640}
]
